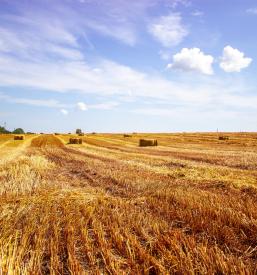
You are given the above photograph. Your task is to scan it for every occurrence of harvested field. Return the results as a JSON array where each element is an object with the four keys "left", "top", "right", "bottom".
[{"left": 0, "top": 133, "right": 257, "bottom": 274}]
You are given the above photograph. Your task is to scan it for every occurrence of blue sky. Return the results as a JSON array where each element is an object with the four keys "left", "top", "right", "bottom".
[{"left": 0, "top": 0, "right": 256, "bottom": 133}]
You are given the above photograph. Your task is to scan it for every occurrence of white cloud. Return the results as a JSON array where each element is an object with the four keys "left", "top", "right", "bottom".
[
  {"left": 47, "top": 45, "right": 84, "bottom": 60},
  {"left": 0, "top": 92, "right": 68, "bottom": 108},
  {"left": 77, "top": 102, "right": 88, "bottom": 111},
  {"left": 220, "top": 46, "right": 252, "bottom": 72},
  {"left": 60, "top": 109, "right": 68, "bottom": 115},
  {"left": 246, "top": 8, "right": 257, "bottom": 14},
  {"left": 0, "top": 53, "right": 248, "bottom": 107},
  {"left": 85, "top": 20, "right": 137, "bottom": 46},
  {"left": 168, "top": 48, "right": 214, "bottom": 75},
  {"left": 148, "top": 13, "right": 188, "bottom": 47}
]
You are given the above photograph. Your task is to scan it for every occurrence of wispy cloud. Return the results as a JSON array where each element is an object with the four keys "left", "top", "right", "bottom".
[
  {"left": 148, "top": 13, "right": 188, "bottom": 47},
  {"left": 0, "top": 0, "right": 160, "bottom": 49},
  {"left": 246, "top": 8, "right": 257, "bottom": 14},
  {"left": 0, "top": 93, "right": 68, "bottom": 108}
]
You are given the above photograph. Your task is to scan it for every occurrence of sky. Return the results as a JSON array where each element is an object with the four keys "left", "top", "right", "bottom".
[{"left": 0, "top": 0, "right": 257, "bottom": 133}]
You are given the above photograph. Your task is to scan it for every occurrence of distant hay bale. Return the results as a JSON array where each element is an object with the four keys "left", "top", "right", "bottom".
[
  {"left": 78, "top": 133, "right": 84, "bottom": 136},
  {"left": 69, "top": 138, "right": 82, "bottom": 144},
  {"left": 91, "top": 132, "right": 96, "bottom": 135},
  {"left": 124, "top": 134, "right": 132, "bottom": 138},
  {"left": 14, "top": 135, "right": 24, "bottom": 140},
  {"left": 54, "top": 133, "right": 60, "bottom": 135},
  {"left": 139, "top": 139, "right": 158, "bottom": 147},
  {"left": 219, "top": 136, "right": 229, "bottom": 141}
]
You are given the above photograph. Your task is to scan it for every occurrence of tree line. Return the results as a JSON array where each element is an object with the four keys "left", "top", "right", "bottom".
[{"left": 0, "top": 126, "right": 25, "bottom": 134}]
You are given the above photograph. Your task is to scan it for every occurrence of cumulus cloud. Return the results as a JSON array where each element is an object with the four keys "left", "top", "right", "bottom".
[
  {"left": 168, "top": 48, "right": 214, "bottom": 75},
  {"left": 148, "top": 13, "right": 188, "bottom": 47},
  {"left": 77, "top": 102, "right": 88, "bottom": 111},
  {"left": 60, "top": 109, "right": 68, "bottom": 115},
  {"left": 220, "top": 46, "right": 252, "bottom": 72}
]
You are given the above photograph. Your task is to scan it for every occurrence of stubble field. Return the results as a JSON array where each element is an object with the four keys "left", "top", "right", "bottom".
[{"left": 0, "top": 132, "right": 257, "bottom": 274}]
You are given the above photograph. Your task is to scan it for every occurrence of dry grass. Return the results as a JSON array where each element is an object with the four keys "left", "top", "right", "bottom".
[
  {"left": 0, "top": 133, "right": 257, "bottom": 274},
  {"left": 31, "top": 135, "right": 64, "bottom": 148}
]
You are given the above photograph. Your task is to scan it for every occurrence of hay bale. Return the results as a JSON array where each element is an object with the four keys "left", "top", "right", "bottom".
[
  {"left": 124, "top": 134, "right": 132, "bottom": 138},
  {"left": 219, "top": 136, "right": 229, "bottom": 141},
  {"left": 69, "top": 138, "right": 82, "bottom": 144},
  {"left": 78, "top": 133, "right": 84, "bottom": 136},
  {"left": 14, "top": 135, "right": 25, "bottom": 140},
  {"left": 54, "top": 133, "right": 60, "bottom": 135},
  {"left": 139, "top": 139, "right": 158, "bottom": 147}
]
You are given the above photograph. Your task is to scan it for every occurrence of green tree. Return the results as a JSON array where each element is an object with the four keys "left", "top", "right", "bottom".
[
  {"left": 13, "top": 128, "right": 25, "bottom": 134},
  {"left": 0, "top": 126, "right": 10, "bottom": 133}
]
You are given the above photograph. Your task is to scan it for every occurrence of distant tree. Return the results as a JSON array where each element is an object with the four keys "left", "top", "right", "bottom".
[
  {"left": 13, "top": 128, "right": 25, "bottom": 134},
  {"left": 0, "top": 126, "right": 10, "bottom": 133},
  {"left": 76, "top": 129, "right": 82, "bottom": 134}
]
